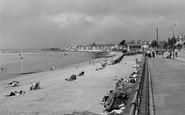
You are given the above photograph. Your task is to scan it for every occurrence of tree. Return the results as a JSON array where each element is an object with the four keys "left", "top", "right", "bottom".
[
  {"left": 150, "top": 40, "right": 157, "bottom": 47},
  {"left": 119, "top": 40, "right": 127, "bottom": 53},
  {"left": 91, "top": 43, "right": 97, "bottom": 46},
  {"left": 176, "top": 43, "right": 182, "bottom": 49},
  {"left": 158, "top": 40, "right": 167, "bottom": 50},
  {"left": 168, "top": 37, "right": 176, "bottom": 46},
  {"left": 119, "top": 40, "right": 126, "bottom": 46}
]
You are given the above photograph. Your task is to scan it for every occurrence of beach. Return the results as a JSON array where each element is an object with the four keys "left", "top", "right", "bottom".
[{"left": 0, "top": 52, "right": 143, "bottom": 115}]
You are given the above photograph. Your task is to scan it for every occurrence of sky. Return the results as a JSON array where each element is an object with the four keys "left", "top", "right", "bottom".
[{"left": 0, "top": 0, "right": 185, "bottom": 49}]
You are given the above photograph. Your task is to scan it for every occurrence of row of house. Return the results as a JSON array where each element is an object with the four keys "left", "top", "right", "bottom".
[
  {"left": 175, "top": 35, "right": 185, "bottom": 45},
  {"left": 64, "top": 40, "right": 151, "bottom": 52},
  {"left": 52, "top": 35, "right": 185, "bottom": 52},
  {"left": 65, "top": 44, "right": 123, "bottom": 52}
]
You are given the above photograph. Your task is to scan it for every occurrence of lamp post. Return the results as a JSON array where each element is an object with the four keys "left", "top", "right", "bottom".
[
  {"left": 170, "top": 23, "right": 176, "bottom": 59},
  {"left": 20, "top": 57, "right": 23, "bottom": 73},
  {"left": 19, "top": 51, "right": 23, "bottom": 74},
  {"left": 179, "top": 33, "right": 184, "bottom": 50},
  {"left": 156, "top": 27, "right": 159, "bottom": 54}
]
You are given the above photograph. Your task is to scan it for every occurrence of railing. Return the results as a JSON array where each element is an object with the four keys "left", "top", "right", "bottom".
[{"left": 129, "top": 56, "right": 150, "bottom": 115}]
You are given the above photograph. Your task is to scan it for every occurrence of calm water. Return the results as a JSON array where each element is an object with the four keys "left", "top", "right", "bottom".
[{"left": 0, "top": 51, "right": 97, "bottom": 81}]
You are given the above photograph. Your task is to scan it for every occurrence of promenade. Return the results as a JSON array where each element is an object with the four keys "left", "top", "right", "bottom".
[{"left": 149, "top": 53, "right": 185, "bottom": 115}]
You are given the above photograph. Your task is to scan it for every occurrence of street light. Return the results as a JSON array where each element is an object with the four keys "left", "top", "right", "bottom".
[
  {"left": 20, "top": 57, "right": 23, "bottom": 73},
  {"left": 19, "top": 51, "right": 23, "bottom": 74},
  {"left": 170, "top": 23, "right": 176, "bottom": 59},
  {"left": 180, "top": 33, "right": 184, "bottom": 50}
]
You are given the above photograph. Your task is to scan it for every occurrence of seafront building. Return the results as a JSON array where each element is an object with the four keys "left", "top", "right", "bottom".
[{"left": 64, "top": 40, "right": 151, "bottom": 52}]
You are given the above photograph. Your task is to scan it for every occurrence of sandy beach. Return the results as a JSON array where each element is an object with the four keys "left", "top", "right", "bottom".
[{"left": 0, "top": 53, "right": 143, "bottom": 115}]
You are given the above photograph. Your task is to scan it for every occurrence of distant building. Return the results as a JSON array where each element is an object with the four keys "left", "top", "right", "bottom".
[
  {"left": 127, "top": 43, "right": 142, "bottom": 51},
  {"left": 126, "top": 40, "right": 143, "bottom": 51}
]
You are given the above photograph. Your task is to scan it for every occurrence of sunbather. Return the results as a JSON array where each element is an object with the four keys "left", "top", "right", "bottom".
[
  {"left": 103, "top": 89, "right": 130, "bottom": 112},
  {"left": 6, "top": 90, "right": 25, "bottom": 97},
  {"left": 100, "top": 90, "right": 113, "bottom": 105},
  {"left": 65, "top": 74, "right": 77, "bottom": 81},
  {"left": 108, "top": 104, "right": 125, "bottom": 115},
  {"left": 8, "top": 81, "right": 19, "bottom": 87}
]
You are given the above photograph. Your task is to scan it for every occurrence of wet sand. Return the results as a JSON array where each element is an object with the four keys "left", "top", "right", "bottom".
[{"left": 0, "top": 53, "right": 143, "bottom": 115}]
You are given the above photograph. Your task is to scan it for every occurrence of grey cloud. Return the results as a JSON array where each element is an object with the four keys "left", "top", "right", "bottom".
[{"left": 1, "top": 0, "right": 185, "bottom": 49}]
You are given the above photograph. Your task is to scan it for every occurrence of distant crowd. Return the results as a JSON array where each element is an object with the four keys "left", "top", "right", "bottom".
[
  {"left": 145, "top": 50, "right": 156, "bottom": 58},
  {"left": 163, "top": 49, "right": 178, "bottom": 59}
]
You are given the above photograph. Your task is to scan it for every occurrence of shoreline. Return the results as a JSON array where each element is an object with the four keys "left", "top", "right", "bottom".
[{"left": 0, "top": 51, "right": 114, "bottom": 81}]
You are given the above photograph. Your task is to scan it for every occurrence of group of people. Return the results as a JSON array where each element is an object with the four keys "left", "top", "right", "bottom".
[
  {"left": 6, "top": 90, "right": 25, "bottom": 97},
  {"left": 8, "top": 81, "right": 19, "bottom": 87},
  {"left": 96, "top": 54, "right": 124, "bottom": 71},
  {"left": 100, "top": 58, "right": 141, "bottom": 115},
  {"left": 163, "top": 49, "right": 178, "bottom": 59},
  {"left": 6, "top": 81, "right": 40, "bottom": 97},
  {"left": 146, "top": 50, "right": 156, "bottom": 58},
  {"left": 123, "top": 72, "right": 137, "bottom": 84},
  {"left": 65, "top": 71, "right": 85, "bottom": 81},
  {"left": 78, "top": 71, "right": 85, "bottom": 76},
  {"left": 30, "top": 82, "right": 40, "bottom": 90},
  {"left": 65, "top": 74, "right": 77, "bottom": 81},
  {"left": 96, "top": 60, "right": 108, "bottom": 71}
]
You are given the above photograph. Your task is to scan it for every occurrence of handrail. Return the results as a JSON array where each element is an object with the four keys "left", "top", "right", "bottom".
[{"left": 129, "top": 56, "right": 150, "bottom": 115}]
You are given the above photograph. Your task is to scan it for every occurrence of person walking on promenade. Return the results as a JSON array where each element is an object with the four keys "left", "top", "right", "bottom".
[
  {"left": 147, "top": 50, "right": 151, "bottom": 58},
  {"left": 152, "top": 50, "right": 155, "bottom": 58},
  {"left": 169, "top": 51, "right": 172, "bottom": 58},
  {"left": 175, "top": 49, "right": 178, "bottom": 57}
]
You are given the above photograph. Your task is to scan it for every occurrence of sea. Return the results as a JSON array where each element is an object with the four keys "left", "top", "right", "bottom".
[{"left": 0, "top": 50, "right": 109, "bottom": 81}]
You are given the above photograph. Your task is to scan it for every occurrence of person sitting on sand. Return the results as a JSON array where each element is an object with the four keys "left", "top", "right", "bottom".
[
  {"left": 101, "top": 62, "right": 106, "bottom": 68},
  {"left": 135, "top": 58, "right": 139, "bottom": 64},
  {"left": 78, "top": 71, "right": 85, "bottom": 76},
  {"left": 65, "top": 74, "right": 77, "bottom": 81},
  {"left": 6, "top": 90, "right": 25, "bottom": 97},
  {"left": 96, "top": 67, "right": 103, "bottom": 71},
  {"left": 133, "top": 63, "right": 140, "bottom": 68},
  {"left": 103, "top": 88, "right": 130, "bottom": 112},
  {"left": 115, "top": 80, "right": 123, "bottom": 89},
  {"left": 130, "top": 72, "right": 138, "bottom": 78},
  {"left": 128, "top": 77, "right": 136, "bottom": 84},
  {"left": 100, "top": 90, "right": 113, "bottom": 105},
  {"left": 50, "top": 67, "right": 55, "bottom": 71},
  {"left": 30, "top": 82, "right": 40, "bottom": 90}
]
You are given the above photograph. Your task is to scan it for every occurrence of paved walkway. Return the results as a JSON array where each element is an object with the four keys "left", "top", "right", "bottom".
[{"left": 149, "top": 55, "right": 185, "bottom": 115}]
